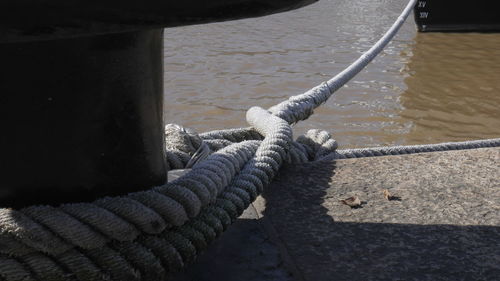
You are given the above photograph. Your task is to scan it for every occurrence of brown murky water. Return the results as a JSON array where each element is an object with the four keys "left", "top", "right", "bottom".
[{"left": 163, "top": 0, "right": 500, "bottom": 148}]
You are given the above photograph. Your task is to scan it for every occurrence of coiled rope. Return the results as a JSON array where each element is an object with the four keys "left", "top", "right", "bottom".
[{"left": 2, "top": 0, "right": 498, "bottom": 280}]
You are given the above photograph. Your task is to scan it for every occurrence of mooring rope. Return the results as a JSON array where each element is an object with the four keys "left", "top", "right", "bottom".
[
  {"left": 2, "top": 0, "right": 499, "bottom": 280},
  {"left": 333, "top": 138, "right": 500, "bottom": 159}
]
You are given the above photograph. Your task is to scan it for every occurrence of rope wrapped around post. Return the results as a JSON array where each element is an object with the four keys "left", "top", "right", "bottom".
[{"left": 2, "top": 0, "right": 499, "bottom": 279}]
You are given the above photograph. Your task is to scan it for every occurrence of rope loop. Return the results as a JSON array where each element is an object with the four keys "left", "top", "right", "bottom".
[{"left": 3, "top": 1, "right": 500, "bottom": 280}]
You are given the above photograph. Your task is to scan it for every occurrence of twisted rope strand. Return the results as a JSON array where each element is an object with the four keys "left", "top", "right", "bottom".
[{"left": 3, "top": 1, "right": 499, "bottom": 280}]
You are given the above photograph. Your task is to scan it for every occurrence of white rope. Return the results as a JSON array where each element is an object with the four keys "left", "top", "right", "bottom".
[
  {"left": 268, "top": 0, "right": 417, "bottom": 124},
  {"left": 3, "top": 1, "right": 499, "bottom": 280}
]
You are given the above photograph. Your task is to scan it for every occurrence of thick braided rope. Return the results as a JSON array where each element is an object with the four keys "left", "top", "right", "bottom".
[
  {"left": 0, "top": 107, "right": 292, "bottom": 281},
  {"left": 4, "top": 0, "right": 499, "bottom": 279},
  {"left": 201, "top": 127, "right": 263, "bottom": 143},
  {"left": 268, "top": 0, "right": 418, "bottom": 124},
  {"left": 162, "top": 0, "right": 419, "bottom": 167},
  {"left": 0, "top": 139, "right": 262, "bottom": 259},
  {"left": 186, "top": 0, "right": 419, "bottom": 146},
  {"left": 334, "top": 138, "right": 500, "bottom": 159}
]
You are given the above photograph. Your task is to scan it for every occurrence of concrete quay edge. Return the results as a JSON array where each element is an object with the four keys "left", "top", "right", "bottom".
[{"left": 172, "top": 147, "right": 500, "bottom": 281}]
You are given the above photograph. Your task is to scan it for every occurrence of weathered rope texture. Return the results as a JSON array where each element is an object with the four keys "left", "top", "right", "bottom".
[
  {"left": 3, "top": 0, "right": 499, "bottom": 280},
  {"left": 334, "top": 138, "right": 500, "bottom": 159}
]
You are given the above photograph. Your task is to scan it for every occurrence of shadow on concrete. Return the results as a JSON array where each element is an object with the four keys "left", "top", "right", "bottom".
[
  {"left": 262, "top": 160, "right": 500, "bottom": 281},
  {"left": 171, "top": 155, "right": 500, "bottom": 281},
  {"left": 170, "top": 210, "right": 294, "bottom": 281},
  {"left": 171, "top": 160, "right": 337, "bottom": 281}
]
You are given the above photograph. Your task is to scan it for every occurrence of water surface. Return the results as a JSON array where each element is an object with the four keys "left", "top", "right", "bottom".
[{"left": 163, "top": 0, "right": 500, "bottom": 148}]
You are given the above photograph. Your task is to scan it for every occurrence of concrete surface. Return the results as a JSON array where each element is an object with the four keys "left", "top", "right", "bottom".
[{"left": 172, "top": 147, "right": 500, "bottom": 281}]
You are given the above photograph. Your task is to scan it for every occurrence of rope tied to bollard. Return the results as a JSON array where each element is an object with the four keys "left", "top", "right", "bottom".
[{"left": 2, "top": 0, "right": 499, "bottom": 280}]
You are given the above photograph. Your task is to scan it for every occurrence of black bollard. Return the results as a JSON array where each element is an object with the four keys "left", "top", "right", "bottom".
[
  {"left": 0, "top": 30, "right": 166, "bottom": 208},
  {"left": 0, "top": 0, "right": 318, "bottom": 208}
]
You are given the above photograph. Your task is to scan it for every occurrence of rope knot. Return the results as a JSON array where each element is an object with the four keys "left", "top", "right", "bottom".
[
  {"left": 165, "top": 124, "right": 211, "bottom": 169},
  {"left": 296, "top": 129, "right": 338, "bottom": 161}
]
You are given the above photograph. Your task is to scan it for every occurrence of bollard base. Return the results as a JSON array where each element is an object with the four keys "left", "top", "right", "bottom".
[{"left": 0, "top": 29, "right": 166, "bottom": 208}]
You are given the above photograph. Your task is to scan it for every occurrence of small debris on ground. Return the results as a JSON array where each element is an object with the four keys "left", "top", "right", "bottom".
[
  {"left": 382, "top": 189, "right": 401, "bottom": 201},
  {"left": 340, "top": 196, "right": 362, "bottom": 208}
]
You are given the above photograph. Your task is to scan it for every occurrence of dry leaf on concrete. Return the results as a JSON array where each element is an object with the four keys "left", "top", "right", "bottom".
[
  {"left": 340, "top": 196, "right": 362, "bottom": 208},
  {"left": 382, "top": 189, "right": 401, "bottom": 201}
]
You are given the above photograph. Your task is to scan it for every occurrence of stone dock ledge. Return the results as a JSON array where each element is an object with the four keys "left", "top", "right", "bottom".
[{"left": 173, "top": 147, "right": 500, "bottom": 281}]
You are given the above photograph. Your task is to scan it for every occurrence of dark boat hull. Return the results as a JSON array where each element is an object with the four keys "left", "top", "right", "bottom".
[{"left": 414, "top": 0, "right": 500, "bottom": 32}]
